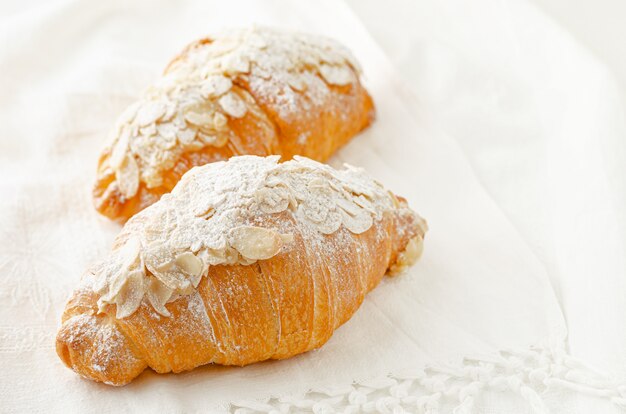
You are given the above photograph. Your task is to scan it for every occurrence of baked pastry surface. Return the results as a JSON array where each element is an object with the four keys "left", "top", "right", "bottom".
[
  {"left": 58, "top": 156, "right": 426, "bottom": 385},
  {"left": 94, "top": 27, "right": 375, "bottom": 221}
]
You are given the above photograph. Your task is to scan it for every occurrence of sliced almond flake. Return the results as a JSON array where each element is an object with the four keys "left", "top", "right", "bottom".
[
  {"left": 229, "top": 226, "right": 283, "bottom": 260},
  {"left": 143, "top": 242, "right": 174, "bottom": 275},
  {"left": 336, "top": 197, "right": 360, "bottom": 217},
  {"left": 318, "top": 210, "right": 342, "bottom": 234},
  {"left": 224, "top": 246, "right": 242, "bottom": 264},
  {"left": 146, "top": 277, "right": 173, "bottom": 317},
  {"left": 96, "top": 297, "right": 108, "bottom": 315},
  {"left": 237, "top": 255, "right": 256, "bottom": 266},
  {"left": 200, "top": 75, "right": 232, "bottom": 98},
  {"left": 292, "top": 155, "right": 335, "bottom": 172},
  {"left": 139, "top": 123, "right": 157, "bottom": 137},
  {"left": 130, "top": 124, "right": 140, "bottom": 137},
  {"left": 301, "top": 201, "right": 329, "bottom": 224},
  {"left": 143, "top": 171, "right": 164, "bottom": 189},
  {"left": 117, "top": 236, "right": 141, "bottom": 271},
  {"left": 218, "top": 92, "right": 247, "bottom": 118},
  {"left": 115, "top": 154, "right": 139, "bottom": 198},
  {"left": 353, "top": 194, "right": 375, "bottom": 212},
  {"left": 318, "top": 48, "right": 345, "bottom": 65},
  {"left": 176, "top": 127, "right": 196, "bottom": 144},
  {"left": 319, "top": 63, "right": 354, "bottom": 86},
  {"left": 151, "top": 267, "right": 191, "bottom": 292},
  {"left": 90, "top": 264, "right": 112, "bottom": 295},
  {"left": 286, "top": 74, "right": 307, "bottom": 91},
  {"left": 190, "top": 239, "right": 203, "bottom": 252},
  {"left": 115, "top": 269, "right": 145, "bottom": 318},
  {"left": 109, "top": 127, "right": 130, "bottom": 169},
  {"left": 213, "top": 112, "right": 228, "bottom": 130},
  {"left": 172, "top": 113, "right": 186, "bottom": 129},
  {"left": 175, "top": 252, "right": 203, "bottom": 278},
  {"left": 135, "top": 101, "right": 167, "bottom": 126},
  {"left": 165, "top": 60, "right": 194, "bottom": 77},
  {"left": 183, "top": 88, "right": 206, "bottom": 105},
  {"left": 197, "top": 131, "right": 228, "bottom": 148},
  {"left": 302, "top": 53, "right": 319, "bottom": 66},
  {"left": 155, "top": 148, "right": 178, "bottom": 170},
  {"left": 339, "top": 209, "right": 373, "bottom": 234},
  {"left": 99, "top": 163, "right": 114, "bottom": 178},
  {"left": 199, "top": 61, "right": 223, "bottom": 79},
  {"left": 100, "top": 269, "right": 127, "bottom": 303},
  {"left": 254, "top": 68, "right": 272, "bottom": 80},
  {"left": 287, "top": 191, "right": 298, "bottom": 211},
  {"left": 156, "top": 123, "right": 177, "bottom": 149},
  {"left": 328, "top": 179, "right": 343, "bottom": 193},
  {"left": 255, "top": 187, "right": 290, "bottom": 214},
  {"left": 184, "top": 109, "right": 214, "bottom": 127},
  {"left": 221, "top": 53, "right": 250, "bottom": 75},
  {"left": 308, "top": 177, "right": 330, "bottom": 191},
  {"left": 389, "top": 191, "right": 400, "bottom": 209},
  {"left": 161, "top": 103, "right": 177, "bottom": 122},
  {"left": 205, "top": 37, "right": 241, "bottom": 58},
  {"left": 341, "top": 174, "right": 376, "bottom": 198},
  {"left": 190, "top": 267, "right": 204, "bottom": 288},
  {"left": 198, "top": 247, "right": 225, "bottom": 265}
]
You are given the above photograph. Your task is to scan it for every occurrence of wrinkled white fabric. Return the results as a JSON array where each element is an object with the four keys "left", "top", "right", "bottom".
[
  {"left": 0, "top": 0, "right": 616, "bottom": 412},
  {"left": 345, "top": 0, "right": 626, "bottom": 379}
]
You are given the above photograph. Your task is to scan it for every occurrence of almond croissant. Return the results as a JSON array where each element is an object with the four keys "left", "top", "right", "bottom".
[
  {"left": 94, "top": 27, "right": 374, "bottom": 222},
  {"left": 58, "top": 156, "right": 426, "bottom": 386}
]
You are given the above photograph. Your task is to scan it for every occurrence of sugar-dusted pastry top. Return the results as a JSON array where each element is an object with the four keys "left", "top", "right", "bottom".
[
  {"left": 102, "top": 27, "right": 364, "bottom": 200},
  {"left": 86, "top": 156, "right": 416, "bottom": 319}
]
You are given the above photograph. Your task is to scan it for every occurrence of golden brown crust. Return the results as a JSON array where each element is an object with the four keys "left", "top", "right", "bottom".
[
  {"left": 56, "top": 207, "right": 422, "bottom": 385},
  {"left": 93, "top": 29, "right": 374, "bottom": 222},
  {"left": 61, "top": 156, "right": 426, "bottom": 386}
]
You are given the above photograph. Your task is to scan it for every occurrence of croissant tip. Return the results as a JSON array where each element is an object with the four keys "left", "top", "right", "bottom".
[
  {"left": 388, "top": 235, "right": 425, "bottom": 276},
  {"left": 56, "top": 314, "right": 147, "bottom": 387},
  {"left": 56, "top": 335, "right": 73, "bottom": 369}
]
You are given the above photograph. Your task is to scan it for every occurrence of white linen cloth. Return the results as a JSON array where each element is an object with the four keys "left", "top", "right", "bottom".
[
  {"left": 0, "top": 0, "right": 622, "bottom": 412},
  {"left": 346, "top": 0, "right": 626, "bottom": 379}
]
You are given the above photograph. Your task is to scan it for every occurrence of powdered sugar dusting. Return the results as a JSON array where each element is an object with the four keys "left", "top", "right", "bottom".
[
  {"left": 99, "top": 27, "right": 363, "bottom": 198},
  {"left": 89, "top": 156, "right": 403, "bottom": 320}
]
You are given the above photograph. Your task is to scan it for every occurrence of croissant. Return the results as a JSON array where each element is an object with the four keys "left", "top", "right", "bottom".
[
  {"left": 94, "top": 27, "right": 374, "bottom": 222},
  {"left": 57, "top": 156, "right": 427, "bottom": 385}
]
